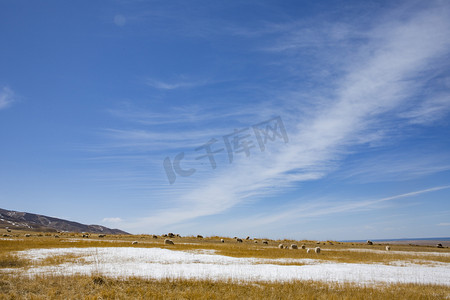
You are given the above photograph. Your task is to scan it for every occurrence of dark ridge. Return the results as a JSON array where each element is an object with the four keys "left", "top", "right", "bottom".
[{"left": 0, "top": 207, "right": 129, "bottom": 234}]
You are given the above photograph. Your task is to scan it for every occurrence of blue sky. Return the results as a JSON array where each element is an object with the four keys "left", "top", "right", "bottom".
[{"left": 1, "top": 0, "right": 450, "bottom": 240}]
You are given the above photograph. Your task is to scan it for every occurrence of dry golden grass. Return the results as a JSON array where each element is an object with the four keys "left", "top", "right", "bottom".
[
  {"left": 0, "top": 253, "right": 28, "bottom": 268},
  {"left": 1, "top": 231, "right": 449, "bottom": 299},
  {"left": 36, "top": 253, "right": 87, "bottom": 267},
  {"left": 1, "top": 233, "right": 449, "bottom": 266},
  {"left": 0, "top": 274, "right": 449, "bottom": 299}
]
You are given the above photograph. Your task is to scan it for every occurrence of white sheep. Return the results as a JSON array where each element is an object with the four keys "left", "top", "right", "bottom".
[
  {"left": 236, "top": 238, "right": 243, "bottom": 243},
  {"left": 220, "top": 239, "right": 225, "bottom": 243},
  {"left": 132, "top": 241, "right": 138, "bottom": 245},
  {"left": 306, "top": 248, "right": 311, "bottom": 253},
  {"left": 301, "top": 244, "right": 306, "bottom": 249},
  {"left": 290, "top": 244, "right": 298, "bottom": 249},
  {"left": 278, "top": 244, "right": 284, "bottom": 249},
  {"left": 164, "top": 239, "right": 174, "bottom": 245},
  {"left": 386, "top": 246, "right": 391, "bottom": 251},
  {"left": 315, "top": 247, "right": 321, "bottom": 254}
]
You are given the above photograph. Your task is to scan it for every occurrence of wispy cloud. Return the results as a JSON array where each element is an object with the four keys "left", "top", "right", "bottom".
[
  {"left": 0, "top": 86, "right": 15, "bottom": 110},
  {"left": 437, "top": 222, "right": 450, "bottom": 226},
  {"left": 113, "top": 14, "right": 127, "bottom": 27},
  {"left": 400, "top": 92, "right": 450, "bottom": 125},
  {"left": 107, "top": 103, "right": 263, "bottom": 126},
  {"left": 202, "top": 185, "right": 450, "bottom": 232},
  {"left": 120, "top": 3, "right": 450, "bottom": 231},
  {"left": 336, "top": 152, "right": 450, "bottom": 183},
  {"left": 145, "top": 78, "right": 209, "bottom": 90},
  {"left": 102, "top": 217, "right": 123, "bottom": 223}
]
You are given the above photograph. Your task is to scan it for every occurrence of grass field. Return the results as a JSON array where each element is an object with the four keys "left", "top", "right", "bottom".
[{"left": 1, "top": 229, "right": 449, "bottom": 299}]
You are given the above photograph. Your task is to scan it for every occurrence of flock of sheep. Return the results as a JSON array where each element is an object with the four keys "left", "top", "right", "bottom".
[
  {"left": 129, "top": 234, "right": 329, "bottom": 253},
  {"left": 17, "top": 231, "right": 444, "bottom": 252},
  {"left": 125, "top": 235, "right": 406, "bottom": 254}
]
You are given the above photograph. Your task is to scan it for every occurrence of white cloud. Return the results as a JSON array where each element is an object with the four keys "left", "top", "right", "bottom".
[
  {"left": 336, "top": 152, "right": 450, "bottom": 183},
  {"left": 400, "top": 93, "right": 450, "bottom": 125},
  {"left": 188, "top": 186, "right": 450, "bottom": 235},
  {"left": 0, "top": 86, "right": 15, "bottom": 110},
  {"left": 437, "top": 223, "right": 450, "bottom": 226},
  {"left": 120, "top": 4, "right": 450, "bottom": 232},
  {"left": 102, "top": 217, "right": 123, "bottom": 223},
  {"left": 107, "top": 104, "right": 261, "bottom": 126},
  {"left": 114, "top": 14, "right": 126, "bottom": 27},
  {"left": 92, "top": 3, "right": 450, "bottom": 235},
  {"left": 145, "top": 78, "right": 208, "bottom": 90}
]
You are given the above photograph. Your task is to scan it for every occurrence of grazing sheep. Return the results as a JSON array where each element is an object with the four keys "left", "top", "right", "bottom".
[
  {"left": 54, "top": 235, "right": 60, "bottom": 238},
  {"left": 437, "top": 243, "right": 444, "bottom": 248},
  {"left": 301, "top": 244, "right": 306, "bottom": 249},
  {"left": 98, "top": 234, "right": 106, "bottom": 238},
  {"left": 2, "top": 234, "right": 8, "bottom": 237},
  {"left": 220, "top": 239, "right": 224, "bottom": 243},
  {"left": 197, "top": 235, "right": 203, "bottom": 239},
  {"left": 236, "top": 238, "right": 243, "bottom": 243},
  {"left": 246, "top": 236, "right": 250, "bottom": 240},
  {"left": 291, "top": 244, "right": 298, "bottom": 249},
  {"left": 315, "top": 247, "right": 321, "bottom": 254},
  {"left": 306, "top": 248, "right": 311, "bottom": 253},
  {"left": 386, "top": 246, "right": 391, "bottom": 251},
  {"left": 254, "top": 240, "right": 258, "bottom": 243},
  {"left": 367, "top": 240, "right": 373, "bottom": 245},
  {"left": 25, "top": 234, "right": 31, "bottom": 237},
  {"left": 6, "top": 229, "right": 11, "bottom": 232},
  {"left": 164, "top": 239, "right": 174, "bottom": 245},
  {"left": 152, "top": 235, "right": 158, "bottom": 239},
  {"left": 262, "top": 240, "right": 269, "bottom": 245},
  {"left": 278, "top": 244, "right": 284, "bottom": 249},
  {"left": 132, "top": 241, "right": 138, "bottom": 245},
  {"left": 316, "top": 241, "right": 321, "bottom": 244},
  {"left": 168, "top": 233, "right": 175, "bottom": 238}
]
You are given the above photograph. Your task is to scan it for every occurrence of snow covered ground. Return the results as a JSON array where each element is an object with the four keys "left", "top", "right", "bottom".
[
  {"left": 331, "top": 248, "right": 450, "bottom": 257},
  {"left": 12, "top": 247, "right": 450, "bottom": 286}
]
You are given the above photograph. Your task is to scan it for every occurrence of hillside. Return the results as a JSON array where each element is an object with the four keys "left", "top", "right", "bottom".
[{"left": 0, "top": 208, "right": 129, "bottom": 234}]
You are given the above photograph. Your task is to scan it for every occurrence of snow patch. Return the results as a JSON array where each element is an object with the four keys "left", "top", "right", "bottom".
[
  {"left": 341, "top": 248, "right": 450, "bottom": 257},
  {"left": 13, "top": 247, "right": 450, "bottom": 286}
]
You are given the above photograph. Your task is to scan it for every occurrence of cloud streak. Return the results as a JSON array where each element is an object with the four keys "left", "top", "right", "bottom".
[
  {"left": 102, "top": 217, "right": 123, "bottom": 223},
  {"left": 120, "top": 3, "right": 450, "bottom": 231},
  {"left": 145, "top": 78, "right": 209, "bottom": 90},
  {"left": 0, "top": 86, "right": 15, "bottom": 110},
  {"left": 205, "top": 185, "right": 450, "bottom": 232}
]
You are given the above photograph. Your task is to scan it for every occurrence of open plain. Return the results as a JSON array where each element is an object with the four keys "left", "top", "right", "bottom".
[{"left": 1, "top": 230, "right": 449, "bottom": 299}]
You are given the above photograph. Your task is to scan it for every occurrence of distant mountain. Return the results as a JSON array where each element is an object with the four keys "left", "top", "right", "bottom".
[{"left": 0, "top": 208, "right": 129, "bottom": 234}]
